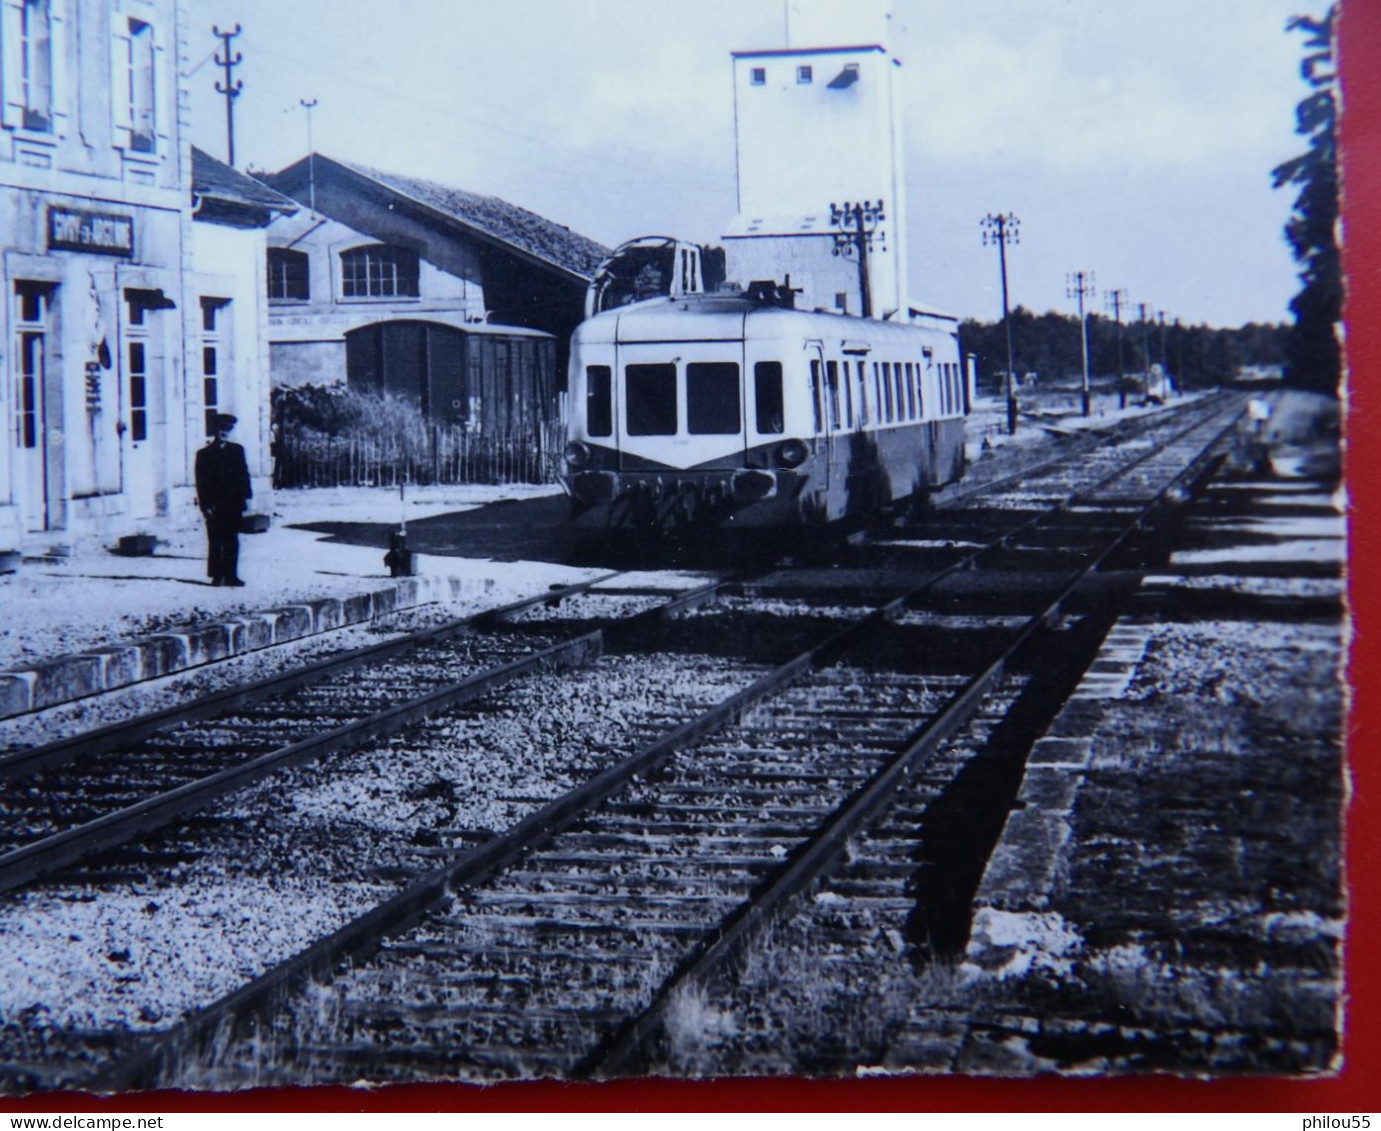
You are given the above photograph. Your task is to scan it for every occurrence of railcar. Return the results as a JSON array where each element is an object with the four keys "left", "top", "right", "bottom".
[{"left": 560, "top": 281, "right": 970, "bottom": 533}]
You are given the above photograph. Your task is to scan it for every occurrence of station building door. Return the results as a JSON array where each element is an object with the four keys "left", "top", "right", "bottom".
[{"left": 13, "top": 282, "right": 55, "bottom": 532}]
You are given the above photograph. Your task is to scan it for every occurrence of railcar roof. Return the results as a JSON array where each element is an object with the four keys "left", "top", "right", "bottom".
[{"left": 574, "top": 294, "right": 959, "bottom": 346}]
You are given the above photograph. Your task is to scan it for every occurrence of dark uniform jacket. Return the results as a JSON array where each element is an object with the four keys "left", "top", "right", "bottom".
[{"left": 195, "top": 439, "right": 252, "bottom": 515}]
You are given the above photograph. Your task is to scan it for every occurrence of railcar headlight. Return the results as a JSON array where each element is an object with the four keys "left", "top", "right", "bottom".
[
  {"left": 777, "top": 438, "right": 809, "bottom": 468},
  {"left": 563, "top": 440, "right": 591, "bottom": 468}
]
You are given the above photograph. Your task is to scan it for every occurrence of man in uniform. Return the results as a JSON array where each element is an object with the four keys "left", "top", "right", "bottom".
[{"left": 194, "top": 413, "right": 252, "bottom": 587}]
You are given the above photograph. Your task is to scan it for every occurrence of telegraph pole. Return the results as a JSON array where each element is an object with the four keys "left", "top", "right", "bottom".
[
  {"left": 981, "top": 213, "right": 1020, "bottom": 434},
  {"left": 1105, "top": 288, "right": 1129, "bottom": 408},
  {"left": 829, "top": 200, "right": 886, "bottom": 319},
  {"left": 213, "top": 24, "right": 244, "bottom": 167},
  {"left": 1157, "top": 310, "right": 1170, "bottom": 395},
  {"left": 1137, "top": 301, "right": 1154, "bottom": 397},
  {"left": 300, "top": 98, "right": 318, "bottom": 212},
  {"left": 1066, "top": 270, "right": 1095, "bottom": 416}
]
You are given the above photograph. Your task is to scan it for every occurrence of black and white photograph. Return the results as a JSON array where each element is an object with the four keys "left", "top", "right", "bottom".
[{"left": 0, "top": 0, "right": 1354, "bottom": 1100}]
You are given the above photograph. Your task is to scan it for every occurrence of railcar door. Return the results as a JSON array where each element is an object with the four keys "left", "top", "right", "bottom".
[{"left": 615, "top": 342, "right": 680, "bottom": 471}]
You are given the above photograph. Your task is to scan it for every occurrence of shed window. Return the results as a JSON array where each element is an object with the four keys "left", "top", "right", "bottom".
[
  {"left": 687, "top": 362, "right": 739, "bottom": 435},
  {"left": 754, "top": 361, "right": 784, "bottom": 434},
  {"left": 586, "top": 365, "right": 612, "bottom": 437},
  {"left": 268, "top": 248, "right": 309, "bottom": 300},
  {"left": 340, "top": 244, "right": 419, "bottom": 298},
  {"left": 626, "top": 363, "right": 677, "bottom": 436}
]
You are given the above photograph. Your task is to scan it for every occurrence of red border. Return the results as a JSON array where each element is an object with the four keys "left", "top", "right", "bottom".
[{"left": 8, "top": 4, "right": 1380, "bottom": 1114}]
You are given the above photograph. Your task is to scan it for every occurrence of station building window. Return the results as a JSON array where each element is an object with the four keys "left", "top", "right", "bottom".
[
  {"left": 201, "top": 298, "right": 230, "bottom": 434},
  {"left": 19, "top": 0, "right": 53, "bottom": 131},
  {"left": 267, "top": 248, "right": 309, "bottom": 300},
  {"left": 340, "top": 244, "right": 419, "bottom": 299},
  {"left": 110, "top": 12, "right": 160, "bottom": 153}
]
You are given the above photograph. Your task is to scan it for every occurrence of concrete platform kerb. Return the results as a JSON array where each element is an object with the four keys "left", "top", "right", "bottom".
[{"left": 0, "top": 575, "right": 464, "bottom": 720}]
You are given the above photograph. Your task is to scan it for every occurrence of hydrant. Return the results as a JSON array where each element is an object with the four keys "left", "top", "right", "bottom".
[{"left": 384, "top": 528, "right": 414, "bottom": 578}]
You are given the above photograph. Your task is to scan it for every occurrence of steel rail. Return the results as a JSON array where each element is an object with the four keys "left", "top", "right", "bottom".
[
  {"left": 0, "top": 571, "right": 625, "bottom": 782},
  {"left": 581, "top": 414, "right": 1239, "bottom": 1077},
  {"left": 84, "top": 400, "right": 1242, "bottom": 1093},
  {"left": 0, "top": 632, "right": 604, "bottom": 898},
  {"left": 931, "top": 392, "right": 1233, "bottom": 511}
]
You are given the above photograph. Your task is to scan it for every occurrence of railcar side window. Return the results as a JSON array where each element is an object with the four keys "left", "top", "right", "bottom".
[
  {"left": 881, "top": 362, "right": 895, "bottom": 423},
  {"left": 894, "top": 363, "right": 907, "bottom": 421},
  {"left": 687, "top": 362, "right": 741, "bottom": 434},
  {"left": 586, "top": 365, "right": 612, "bottom": 437},
  {"left": 810, "top": 360, "right": 823, "bottom": 433},
  {"left": 855, "top": 361, "right": 869, "bottom": 426},
  {"left": 626, "top": 363, "right": 677, "bottom": 435},
  {"left": 754, "top": 362, "right": 784, "bottom": 434},
  {"left": 914, "top": 359, "right": 925, "bottom": 417},
  {"left": 825, "top": 360, "right": 841, "bottom": 430},
  {"left": 904, "top": 363, "right": 917, "bottom": 419}
]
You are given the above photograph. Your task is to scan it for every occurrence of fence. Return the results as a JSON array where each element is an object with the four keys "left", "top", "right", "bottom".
[{"left": 273, "top": 421, "right": 566, "bottom": 489}]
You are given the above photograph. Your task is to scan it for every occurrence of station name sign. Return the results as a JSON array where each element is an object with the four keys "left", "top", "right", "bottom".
[{"left": 47, "top": 206, "right": 135, "bottom": 257}]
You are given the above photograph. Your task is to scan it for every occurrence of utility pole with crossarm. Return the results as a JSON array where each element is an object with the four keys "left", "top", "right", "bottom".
[
  {"left": 1105, "top": 288, "right": 1129, "bottom": 408},
  {"left": 213, "top": 24, "right": 244, "bottom": 167},
  {"left": 981, "top": 212, "right": 1020, "bottom": 435},
  {"left": 1067, "top": 270, "right": 1095, "bottom": 417},
  {"left": 828, "top": 200, "right": 886, "bottom": 320}
]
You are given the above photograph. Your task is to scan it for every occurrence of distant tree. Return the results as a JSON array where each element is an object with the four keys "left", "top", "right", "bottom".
[{"left": 1272, "top": 5, "right": 1341, "bottom": 395}]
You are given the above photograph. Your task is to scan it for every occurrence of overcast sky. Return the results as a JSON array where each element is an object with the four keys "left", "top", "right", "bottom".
[{"left": 186, "top": 0, "right": 1327, "bottom": 327}]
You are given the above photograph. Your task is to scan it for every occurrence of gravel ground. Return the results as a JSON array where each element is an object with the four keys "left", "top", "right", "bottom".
[
  {"left": 643, "top": 434, "right": 1346, "bottom": 1079},
  {"left": 0, "top": 652, "right": 766, "bottom": 1047}
]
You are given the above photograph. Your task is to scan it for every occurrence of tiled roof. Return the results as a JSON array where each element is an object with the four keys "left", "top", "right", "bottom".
[
  {"left": 192, "top": 147, "right": 299, "bottom": 212},
  {"left": 331, "top": 158, "right": 608, "bottom": 280}
]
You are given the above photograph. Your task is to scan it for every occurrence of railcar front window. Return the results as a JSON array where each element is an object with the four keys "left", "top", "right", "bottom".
[
  {"left": 754, "top": 362, "right": 784, "bottom": 434},
  {"left": 586, "top": 365, "right": 612, "bottom": 436},
  {"left": 687, "top": 362, "right": 740, "bottom": 434},
  {"left": 626, "top": 363, "right": 677, "bottom": 435}
]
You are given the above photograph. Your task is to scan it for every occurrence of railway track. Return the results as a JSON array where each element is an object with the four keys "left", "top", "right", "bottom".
[
  {"left": 10, "top": 393, "right": 1246, "bottom": 1092},
  {"left": 0, "top": 570, "right": 737, "bottom": 898}
]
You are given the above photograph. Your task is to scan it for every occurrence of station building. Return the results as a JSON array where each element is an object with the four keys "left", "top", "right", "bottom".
[
  {"left": 261, "top": 155, "right": 607, "bottom": 437},
  {"left": 0, "top": 0, "right": 289, "bottom": 555}
]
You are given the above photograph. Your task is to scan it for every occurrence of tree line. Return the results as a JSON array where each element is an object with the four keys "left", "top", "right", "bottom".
[{"left": 958, "top": 309, "right": 1288, "bottom": 394}]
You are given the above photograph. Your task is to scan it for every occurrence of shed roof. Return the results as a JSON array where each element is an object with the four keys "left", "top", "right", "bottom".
[{"left": 271, "top": 155, "right": 609, "bottom": 282}]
